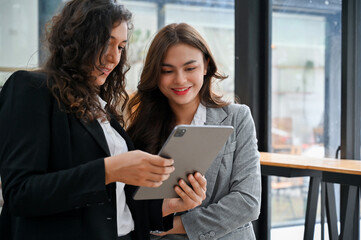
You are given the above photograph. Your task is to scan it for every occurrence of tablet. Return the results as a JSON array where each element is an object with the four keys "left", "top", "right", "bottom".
[{"left": 133, "top": 125, "right": 234, "bottom": 200}]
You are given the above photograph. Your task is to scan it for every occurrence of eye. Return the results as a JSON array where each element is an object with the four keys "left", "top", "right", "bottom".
[
  {"left": 161, "top": 69, "right": 173, "bottom": 74},
  {"left": 118, "top": 46, "right": 124, "bottom": 51},
  {"left": 186, "top": 67, "right": 196, "bottom": 72}
]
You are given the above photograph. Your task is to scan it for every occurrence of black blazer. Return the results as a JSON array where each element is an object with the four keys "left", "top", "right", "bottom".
[{"left": 0, "top": 71, "right": 172, "bottom": 240}]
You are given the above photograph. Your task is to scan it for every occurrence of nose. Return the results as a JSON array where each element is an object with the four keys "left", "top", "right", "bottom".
[
  {"left": 174, "top": 70, "right": 186, "bottom": 84},
  {"left": 106, "top": 47, "right": 121, "bottom": 64}
]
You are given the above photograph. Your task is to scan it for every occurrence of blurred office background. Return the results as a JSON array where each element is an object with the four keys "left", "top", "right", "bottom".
[{"left": 0, "top": 0, "right": 360, "bottom": 239}]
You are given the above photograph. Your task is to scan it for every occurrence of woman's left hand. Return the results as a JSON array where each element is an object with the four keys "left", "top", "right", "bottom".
[{"left": 162, "top": 172, "right": 207, "bottom": 216}]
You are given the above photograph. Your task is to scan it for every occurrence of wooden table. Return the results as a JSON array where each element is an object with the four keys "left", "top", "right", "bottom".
[
  {"left": 260, "top": 152, "right": 361, "bottom": 240},
  {"left": 261, "top": 152, "right": 361, "bottom": 175}
]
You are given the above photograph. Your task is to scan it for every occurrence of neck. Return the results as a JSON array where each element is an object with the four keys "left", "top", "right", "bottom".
[{"left": 170, "top": 100, "right": 200, "bottom": 125}]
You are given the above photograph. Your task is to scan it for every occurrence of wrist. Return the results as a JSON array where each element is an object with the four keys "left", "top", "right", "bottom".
[
  {"left": 162, "top": 199, "right": 184, "bottom": 216},
  {"left": 162, "top": 199, "right": 172, "bottom": 217},
  {"left": 104, "top": 157, "right": 115, "bottom": 184}
]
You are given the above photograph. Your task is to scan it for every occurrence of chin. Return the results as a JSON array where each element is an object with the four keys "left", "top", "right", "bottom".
[
  {"left": 96, "top": 76, "right": 107, "bottom": 86},
  {"left": 174, "top": 100, "right": 193, "bottom": 106}
]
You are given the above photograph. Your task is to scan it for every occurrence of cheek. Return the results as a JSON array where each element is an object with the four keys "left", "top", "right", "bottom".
[
  {"left": 191, "top": 72, "right": 205, "bottom": 87},
  {"left": 158, "top": 76, "right": 170, "bottom": 91},
  {"left": 117, "top": 52, "right": 122, "bottom": 63}
]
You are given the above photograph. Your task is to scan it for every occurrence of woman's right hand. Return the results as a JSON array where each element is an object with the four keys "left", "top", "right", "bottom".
[{"left": 104, "top": 150, "right": 174, "bottom": 187}]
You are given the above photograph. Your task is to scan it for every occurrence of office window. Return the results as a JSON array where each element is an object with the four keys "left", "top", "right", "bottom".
[
  {"left": 270, "top": 0, "right": 342, "bottom": 232},
  {"left": 124, "top": 0, "right": 235, "bottom": 100},
  {"left": 122, "top": 2, "right": 158, "bottom": 92},
  {"left": 0, "top": 0, "right": 65, "bottom": 87},
  {"left": 0, "top": 0, "right": 234, "bottom": 101},
  {"left": 0, "top": 0, "right": 39, "bottom": 86}
]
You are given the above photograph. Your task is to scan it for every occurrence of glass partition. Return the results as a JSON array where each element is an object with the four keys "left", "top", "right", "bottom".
[{"left": 270, "top": 0, "right": 342, "bottom": 234}]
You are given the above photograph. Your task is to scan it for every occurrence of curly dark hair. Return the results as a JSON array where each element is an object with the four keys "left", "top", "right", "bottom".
[
  {"left": 43, "top": 0, "right": 132, "bottom": 124},
  {"left": 127, "top": 23, "right": 229, "bottom": 154}
]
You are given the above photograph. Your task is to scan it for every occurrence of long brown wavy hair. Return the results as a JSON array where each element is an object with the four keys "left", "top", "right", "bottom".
[
  {"left": 43, "top": 0, "right": 132, "bottom": 124},
  {"left": 127, "top": 23, "right": 229, "bottom": 154}
]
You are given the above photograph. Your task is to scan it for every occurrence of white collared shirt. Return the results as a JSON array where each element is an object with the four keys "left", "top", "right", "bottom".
[
  {"left": 97, "top": 96, "right": 134, "bottom": 237},
  {"left": 191, "top": 103, "right": 207, "bottom": 126}
]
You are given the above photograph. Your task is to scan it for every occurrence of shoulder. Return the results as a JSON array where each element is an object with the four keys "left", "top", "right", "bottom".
[
  {"left": 219, "top": 104, "right": 255, "bottom": 135},
  {"left": 2, "top": 70, "right": 48, "bottom": 94},
  {"left": 4, "top": 70, "right": 47, "bottom": 88},
  {"left": 1, "top": 70, "right": 52, "bottom": 106},
  {"left": 221, "top": 103, "right": 252, "bottom": 119},
  {"left": 206, "top": 104, "right": 252, "bottom": 122}
]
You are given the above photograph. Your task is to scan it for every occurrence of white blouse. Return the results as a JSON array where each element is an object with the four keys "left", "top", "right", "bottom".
[
  {"left": 97, "top": 97, "right": 134, "bottom": 237},
  {"left": 191, "top": 103, "right": 207, "bottom": 126}
]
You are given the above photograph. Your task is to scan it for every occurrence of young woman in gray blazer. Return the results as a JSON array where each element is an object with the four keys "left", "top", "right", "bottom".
[
  {"left": 127, "top": 23, "right": 261, "bottom": 240},
  {"left": 0, "top": 2, "right": 207, "bottom": 240}
]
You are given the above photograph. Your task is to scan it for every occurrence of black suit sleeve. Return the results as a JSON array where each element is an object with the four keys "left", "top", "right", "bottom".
[{"left": 0, "top": 71, "right": 110, "bottom": 217}]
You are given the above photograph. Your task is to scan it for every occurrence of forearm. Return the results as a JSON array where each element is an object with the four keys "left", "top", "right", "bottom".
[
  {"left": 170, "top": 216, "right": 186, "bottom": 234},
  {"left": 104, "top": 155, "right": 117, "bottom": 184}
]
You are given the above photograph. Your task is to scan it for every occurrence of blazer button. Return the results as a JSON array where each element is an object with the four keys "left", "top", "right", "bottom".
[
  {"left": 106, "top": 217, "right": 112, "bottom": 220},
  {"left": 209, "top": 231, "right": 215, "bottom": 237},
  {"left": 199, "top": 235, "right": 206, "bottom": 240}
]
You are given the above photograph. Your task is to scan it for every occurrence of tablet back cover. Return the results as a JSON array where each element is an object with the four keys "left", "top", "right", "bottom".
[{"left": 133, "top": 125, "right": 233, "bottom": 200}]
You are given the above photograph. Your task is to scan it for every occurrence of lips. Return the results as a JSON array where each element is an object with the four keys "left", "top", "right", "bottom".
[
  {"left": 171, "top": 86, "right": 192, "bottom": 95},
  {"left": 100, "top": 67, "right": 112, "bottom": 76}
]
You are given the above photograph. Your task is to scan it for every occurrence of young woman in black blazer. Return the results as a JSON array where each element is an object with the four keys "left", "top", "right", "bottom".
[{"left": 0, "top": 1, "right": 206, "bottom": 240}]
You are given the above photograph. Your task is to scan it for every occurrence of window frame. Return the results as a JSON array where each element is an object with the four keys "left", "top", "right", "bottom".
[{"left": 235, "top": 0, "right": 361, "bottom": 239}]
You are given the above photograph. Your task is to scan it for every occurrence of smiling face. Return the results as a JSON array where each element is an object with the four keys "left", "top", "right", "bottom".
[
  {"left": 92, "top": 21, "right": 128, "bottom": 86},
  {"left": 158, "top": 43, "right": 208, "bottom": 111}
]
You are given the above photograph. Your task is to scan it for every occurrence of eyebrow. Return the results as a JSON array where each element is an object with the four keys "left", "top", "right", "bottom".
[
  {"left": 161, "top": 60, "right": 197, "bottom": 67},
  {"left": 110, "top": 36, "right": 127, "bottom": 43}
]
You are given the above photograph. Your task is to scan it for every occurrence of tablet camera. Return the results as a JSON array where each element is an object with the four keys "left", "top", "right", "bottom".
[{"left": 174, "top": 128, "right": 187, "bottom": 137}]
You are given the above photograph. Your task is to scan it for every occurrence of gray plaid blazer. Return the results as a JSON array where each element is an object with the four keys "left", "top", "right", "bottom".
[{"left": 151, "top": 104, "right": 261, "bottom": 240}]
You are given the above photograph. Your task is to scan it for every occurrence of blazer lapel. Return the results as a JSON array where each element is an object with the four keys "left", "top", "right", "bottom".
[
  {"left": 80, "top": 116, "right": 138, "bottom": 196},
  {"left": 203, "top": 107, "right": 233, "bottom": 202},
  {"left": 80, "top": 119, "right": 111, "bottom": 156},
  {"left": 110, "top": 118, "right": 135, "bottom": 151}
]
